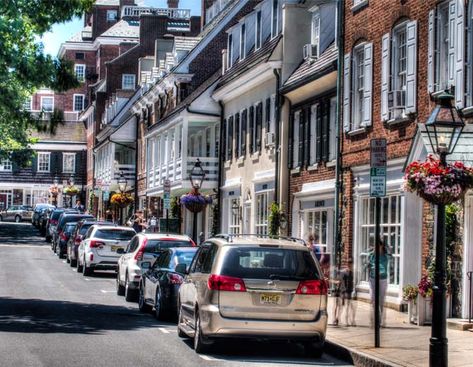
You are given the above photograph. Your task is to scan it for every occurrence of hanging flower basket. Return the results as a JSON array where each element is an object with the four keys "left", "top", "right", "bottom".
[
  {"left": 180, "top": 191, "right": 212, "bottom": 213},
  {"left": 110, "top": 192, "right": 134, "bottom": 207},
  {"left": 404, "top": 155, "right": 473, "bottom": 205},
  {"left": 63, "top": 186, "right": 80, "bottom": 196}
]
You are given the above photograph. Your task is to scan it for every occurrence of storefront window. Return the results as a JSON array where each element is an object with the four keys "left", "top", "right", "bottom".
[
  {"left": 255, "top": 191, "right": 272, "bottom": 235},
  {"left": 303, "top": 210, "right": 329, "bottom": 253},
  {"left": 359, "top": 195, "right": 402, "bottom": 286},
  {"left": 229, "top": 198, "right": 241, "bottom": 234}
]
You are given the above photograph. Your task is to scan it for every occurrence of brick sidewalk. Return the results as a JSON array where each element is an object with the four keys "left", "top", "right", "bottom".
[{"left": 325, "top": 297, "right": 473, "bottom": 367}]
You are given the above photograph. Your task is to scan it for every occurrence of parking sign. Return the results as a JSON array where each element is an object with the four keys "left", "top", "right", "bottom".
[{"left": 370, "top": 139, "right": 386, "bottom": 197}]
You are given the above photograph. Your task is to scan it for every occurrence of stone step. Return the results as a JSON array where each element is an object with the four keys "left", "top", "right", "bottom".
[{"left": 447, "top": 318, "right": 473, "bottom": 331}]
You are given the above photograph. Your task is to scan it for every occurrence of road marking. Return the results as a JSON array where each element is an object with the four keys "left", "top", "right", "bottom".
[
  {"left": 158, "top": 327, "right": 170, "bottom": 334},
  {"left": 100, "top": 290, "right": 115, "bottom": 293},
  {"left": 199, "top": 355, "right": 217, "bottom": 361},
  {"left": 84, "top": 278, "right": 90, "bottom": 281},
  {"left": 62, "top": 260, "right": 66, "bottom": 263},
  {"left": 0, "top": 244, "right": 49, "bottom": 248}
]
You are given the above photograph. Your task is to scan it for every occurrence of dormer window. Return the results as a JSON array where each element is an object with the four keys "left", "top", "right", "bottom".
[
  {"left": 240, "top": 23, "right": 246, "bottom": 61},
  {"left": 255, "top": 10, "right": 262, "bottom": 50},
  {"left": 311, "top": 7, "right": 320, "bottom": 56},
  {"left": 107, "top": 10, "right": 117, "bottom": 22},
  {"left": 122, "top": 74, "right": 135, "bottom": 90},
  {"left": 271, "top": 0, "right": 279, "bottom": 39},
  {"left": 227, "top": 33, "right": 234, "bottom": 69}
]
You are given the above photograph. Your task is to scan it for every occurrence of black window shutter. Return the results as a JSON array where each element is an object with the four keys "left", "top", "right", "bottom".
[
  {"left": 298, "top": 113, "right": 303, "bottom": 168},
  {"left": 304, "top": 108, "right": 311, "bottom": 167},
  {"left": 288, "top": 112, "right": 293, "bottom": 169},
  {"left": 234, "top": 113, "right": 240, "bottom": 157},
  {"left": 241, "top": 109, "right": 247, "bottom": 156},
  {"left": 51, "top": 152, "right": 61, "bottom": 175},
  {"left": 316, "top": 104, "right": 322, "bottom": 163},
  {"left": 265, "top": 98, "right": 271, "bottom": 133},
  {"left": 221, "top": 119, "right": 227, "bottom": 161},
  {"left": 31, "top": 153, "right": 37, "bottom": 174},
  {"left": 256, "top": 102, "right": 263, "bottom": 150},
  {"left": 227, "top": 116, "right": 233, "bottom": 160},
  {"left": 75, "top": 152, "right": 83, "bottom": 176},
  {"left": 11, "top": 151, "right": 20, "bottom": 174},
  {"left": 322, "top": 101, "right": 330, "bottom": 162},
  {"left": 249, "top": 106, "right": 254, "bottom": 154}
]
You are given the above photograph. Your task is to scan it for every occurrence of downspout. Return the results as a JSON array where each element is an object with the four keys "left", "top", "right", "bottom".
[
  {"left": 134, "top": 113, "right": 140, "bottom": 211},
  {"left": 217, "top": 100, "right": 225, "bottom": 233},
  {"left": 334, "top": 0, "right": 345, "bottom": 270},
  {"left": 273, "top": 68, "right": 281, "bottom": 204},
  {"left": 186, "top": 106, "right": 221, "bottom": 117}
]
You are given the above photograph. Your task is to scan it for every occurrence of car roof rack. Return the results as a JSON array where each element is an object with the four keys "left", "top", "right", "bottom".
[{"left": 213, "top": 233, "right": 307, "bottom": 245}]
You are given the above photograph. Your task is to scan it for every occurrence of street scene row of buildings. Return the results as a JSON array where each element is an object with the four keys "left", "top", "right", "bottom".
[{"left": 1, "top": 0, "right": 473, "bottom": 319}]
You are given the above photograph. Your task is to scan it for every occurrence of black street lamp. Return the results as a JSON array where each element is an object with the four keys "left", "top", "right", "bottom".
[
  {"left": 69, "top": 174, "right": 75, "bottom": 208},
  {"left": 117, "top": 172, "right": 127, "bottom": 225},
  {"left": 51, "top": 176, "right": 59, "bottom": 206},
  {"left": 425, "top": 90, "right": 464, "bottom": 367},
  {"left": 189, "top": 159, "right": 206, "bottom": 243}
]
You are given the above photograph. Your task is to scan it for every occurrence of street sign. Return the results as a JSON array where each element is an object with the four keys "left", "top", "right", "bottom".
[
  {"left": 103, "top": 191, "right": 110, "bottom": 202},
  {"left": 163, "top": 179, "right": 171, "bottom": 210},
  {"left": 370, "top": 139, "right": 387, "bottom": 198}
]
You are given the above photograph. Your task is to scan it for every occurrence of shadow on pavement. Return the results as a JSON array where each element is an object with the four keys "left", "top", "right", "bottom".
[
  {"left": 0, "top": 297, "right": 166, "bottom": 335},
  {"left": 0, "top": 223, "right": 46, "bottom": 246}
]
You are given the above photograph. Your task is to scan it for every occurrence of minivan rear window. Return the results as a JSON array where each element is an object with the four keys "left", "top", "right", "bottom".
[
  {"left": 95, "top": 229, "right": 135, "bottom": 241},
  {"left": 145, "top": 240, "right": 193, "bottom": 253},
  {"left": 221, "top": 247, "right": 320, "bottom": 280}
]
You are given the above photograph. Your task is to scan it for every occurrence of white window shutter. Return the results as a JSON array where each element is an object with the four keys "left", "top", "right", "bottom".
[
  {"left": 381, "top": 33, "right": 391, "bottom": 121},
  {"left": 343, "top": 53, "right": 351, "bottom": 132},
  {"left": 406, "top": 21, "right": 418, "bottom": 114},
  {"left": 455, "top": 0, "right": 465, "bottom": 108},
  {"left": 362, "top": 42, "right": 373, "bottom": 127},
  {"left": 428, "top": 9, "right": 435, "bottom": 93},
  {"left": 448, "top": 1, "right": 456, "bottom": 88}
]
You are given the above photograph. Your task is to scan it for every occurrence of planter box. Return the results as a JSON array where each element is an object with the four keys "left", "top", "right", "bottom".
[
  {"left": 417, "top": 295, "right": 451, "bottom": 326},
  {"left": 407, "top": 300, "right": 418, "bottom": 324}
]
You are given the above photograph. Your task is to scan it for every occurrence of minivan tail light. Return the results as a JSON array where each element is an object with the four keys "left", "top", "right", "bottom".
[
  {"left": 74, "top": 235, "right": 82, "bottom": 244},
  {"left": 90, "top": 240, "right": 105, "bottom": 248},
  {"left": 167, "top": 273, "right": 184, "bottom": 284},
  {"left": 207, "top": 274, "right": 246, "bottom": 292},
  {"left": 296, "top": 280, "right": 327, "bottom": 295},
  {"left": 134, "top": 238, "right": 147, "bottom": 261}
]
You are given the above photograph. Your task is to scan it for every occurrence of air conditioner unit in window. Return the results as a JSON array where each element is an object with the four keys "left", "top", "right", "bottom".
[
  {"left": 266, "top": 132, "right": 275, "bottom": 146},
  {"left": 388, "top": 90, "right": 405, "bottom": 110},
  {"left": 303, "top": 44, "right": 319, "bottom": 62}
]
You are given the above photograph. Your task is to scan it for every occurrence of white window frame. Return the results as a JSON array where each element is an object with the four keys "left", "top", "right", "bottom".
[
  {"left": 73, "top": 94, "right": 85, "bottom": 112},
  {"left": 62, "top": 153, "right": 76, "bottom": 174},
  {"left": 271, "top": 0, "right": 280, "bottom": 39},
  {"left": 74, "top": 64, "right": 86, "bottom": 82},
  {"left": 227, "top": 33, "right": 234, "bottom": 68},
  {"left": 228, "top": 197, "right": 241, "bottom": 234},
  {"left": 107, "top": 9, "right": 117, "bottom": 22},
  {"left": 22, "top": 97, "right": 32, "bottom": 111},
  {"left": 352, "top": 44, "right": 365, "bottom": 129},
  {"left": 40, "top": 96, "right": 54, "bottom": 112},
  {"left": 121, "top": 74, "right": 136, "bottom": 90},
  {"left": 37, "top": 152, "right": 50, "bottom": 173},
  {"left": 240, "top": 22, "right": 246, "bottom": 61},
  {"left": 392, "top": 23, "right": 408, "bottom": 95},
  {"left": 0, "top": 158, "right": 12, "bottom": 172},
  {"left": 255, "top": 9, "right": 262, "bottom": 50},
  {"left": 309, "top": 104, "right": 318, "bottom": 165},
  {"left": 292, "top": 110, "right": 300, "bottom": 168},
  {"left": 301, "top": 208, "right": 332, "bottom": 257},
  {"left": 310, "top": 7, "right": 321, "bottom": 55},
  {"left": 255, "top": 190, "right": 272, "bottom": 235},
  {"left": 329, "top": 97, "right": 337, "bottom": 161}
]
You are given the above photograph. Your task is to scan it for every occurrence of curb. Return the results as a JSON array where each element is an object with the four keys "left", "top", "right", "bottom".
[{"left": 325, "top": 339, "right": 401, "bottom": 367}]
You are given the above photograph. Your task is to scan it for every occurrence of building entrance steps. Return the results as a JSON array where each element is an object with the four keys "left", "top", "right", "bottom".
[{"left": 325, "top": 296, "right": 473, "bottom": 367}]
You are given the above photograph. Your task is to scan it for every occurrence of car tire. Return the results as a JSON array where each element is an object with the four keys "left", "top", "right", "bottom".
[
  {"left": 0, "top": 215, "right": 3, "bottom": 222},
  {"left": 124, "top": 276, "right": 137, "bottom": 302},
  {"left": 177, "top": 303, "right": 187, "bottom": 338},
  {"left": 138, "top": 284, "right": 152, "bottom": 313},
  {"left": 116, "top": 272, "right": 125, "bottom": 296},
  {"left": 82, "top": 258, "right": 92, "bottom": 276},
  {"left": 70, "top": 258, "right": 77, "bottom": 267},
  {"left": 303, "top": 341, "right": 324, "bottom": 358},
  {"left": 45, "top": 235, "right": 51, "bottom": 243},
  {"left": 154, "top": 287, "right": 165, "bottom": 320},
  {"left": 194, "top": 312, "right": 213, "bottom": 354},
  {"left": 77, "top": 258, "right": 83, "bottom": 273},
  {"left": 15, "top": 215, "right": 21, "bottom": 223}
]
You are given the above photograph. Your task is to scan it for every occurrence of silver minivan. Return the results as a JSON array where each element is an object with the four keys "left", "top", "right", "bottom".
[{"left": 177, "top": 235, "right": 328, "bottom": 356}]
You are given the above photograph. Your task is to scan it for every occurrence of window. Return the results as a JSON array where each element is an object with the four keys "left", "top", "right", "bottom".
[
  {"left": 358, "top": 195, "right": 402, "bottom": 286},
  {"left": 255, "top": 10, "right": 262, "bottom": 50},
  {"left": 229, "top": 198, "right": 241, "bottom": 234},
  {"left": 429, "top": 1, "right": 464, "bottom": 107},
  {"left": 122, "top": 74, "right": 136, "bottom": 90},
  {"left": 191, "top": 245, "right": 217, "bottom": 274},
  {"left": 255, "top": 191, "right": 271, "bottom": 235},
  {"left": 292, "top": 111, "right": 300, "bottom": 168},
  {"left": 107, "top": 9, "right": 117, "bottom": 22},
  {"left": 73, "top": 94, "right": 85, "bottom": 111},
  {"left": 74, "top": 64, "right": 85, "bottom": 82},
  {"left": 75, "top": 52, "right": 84, "bottom": 60},
  {"left": 381, "top": 21, "right": 417, "bottom": 122},
  {"left": 343, "top": 42, "right": 372, "bottom": 132},
  {"left": 22, "top": 97, "right": 32, "bottom": 111},
  {"left": 304, "top": 210, "right": 329, "bottom": 256},
  {"left": 41, "top": 96, "right": 54, "bottom": 112},
  {"left": 329, "top": 97, "right": 337, "bottom": 161},
  {"left": 226, "top": 116, "right": 233, "bottom": 160},
  {"left": 311, "top": 7, "right": 320, "bottom": 55},
  {"left": 63, "top": 153, "right": 76, "bottom": 173},
  {"left": 227, "top": 33, "right": 234, "bottom": 68},
  {"left": 0, "top": 159, "right": 12, "bottom": 172},
  {"left": 240, "top": 23, "right": 246, "bottom": 61},
  {"left": 37, "top": 152, "right": 50, "bottom": 172},
  {"left": 271, "top": 0, "right": 279, "bottom": 38},
  {"left": 235, "top": 113, "right": 241, "bottom": 157}
]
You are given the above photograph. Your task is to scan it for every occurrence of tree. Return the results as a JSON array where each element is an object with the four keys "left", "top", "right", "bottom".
[{"left": 0, "top": 0, "right": 94, "bottom": 164}]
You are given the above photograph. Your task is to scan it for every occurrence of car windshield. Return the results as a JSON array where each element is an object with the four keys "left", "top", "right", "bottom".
[
  {"left": 220, "top": 247, "right": 320, "bottom": 280},
  {"left": 94, "top": 229, "right": 135, "bottom": 241},
  {"left": 145, "top": 239, "right": 193, "bottom": 253},
  {"left": 51, "top": 211, "right": 65, "bottom": 220},
  {"left": 171, "top": 249, "right": 198, "bottom": 267},
  {"left": 79, "top": 223, "right": 93, "bottom": 235}
]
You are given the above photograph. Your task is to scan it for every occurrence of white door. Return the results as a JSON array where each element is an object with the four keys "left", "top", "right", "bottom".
[{"left": 243, "top": 204, "right": 251, "bottom": 234}]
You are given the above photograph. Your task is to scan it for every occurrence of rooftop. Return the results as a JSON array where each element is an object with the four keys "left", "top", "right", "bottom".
[{"left": 100, "top": 19, "right": 140, "bottom": 38}]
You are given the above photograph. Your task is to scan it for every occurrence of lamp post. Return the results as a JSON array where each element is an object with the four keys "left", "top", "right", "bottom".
[
  {"left": 69, "top": 174, "right": 75, "bottom": 208},
  {"left": 424, "top": 90, "right": 464, "bottom": 367},
  {"left": 52, "top": 176, "right": 59, "bottom": 206},
  {"left": 189, "top": 159, "right": 205, "bottom": 243},
  {"left": 117, "top": 172, "right": 127, "bottom": 225}
]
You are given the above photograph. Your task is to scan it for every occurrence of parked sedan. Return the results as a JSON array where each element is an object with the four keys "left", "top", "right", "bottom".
[
  {"left": 77, "top": 225, "right": 136, "bottom": 276},
  {"left": 53, "top": 213, "right": 93, "bottom": 253},
  {"left": 0, "top": 205, "right": 33, "bottom": 222},
  {"left": 56, "top": 222, "right": 78, "bottom": 258},
  {"left": 138, "top": 247, "right": 198, "bottom": 319},
  {"left": 47, "top": 208, "right": 78, "bottom": 243},
  {"left": 117, "top": 233, "right": 195, "bottom": 301},
  {"left": 32, "top": 204, "right": 55, "bottom": 227}
]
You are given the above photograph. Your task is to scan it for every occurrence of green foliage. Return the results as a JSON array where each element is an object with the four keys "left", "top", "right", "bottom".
[
  {"left": 88, "top": 192, "right": 95, "bottom": 213},
  {"left": 170, "top": 196, "right": 181, "bottom": 219},
  {"left": 268, "top": 202, "right": 283, "bottom": 237},
  {"left": 0, "top": 0, "right": 93, "bottom": 161},
  {"left": 211, "top": 203, "right": 219, "bottom": 237},
  {"left": 445, "top": 203, "right": 460, "bottom": 258}
]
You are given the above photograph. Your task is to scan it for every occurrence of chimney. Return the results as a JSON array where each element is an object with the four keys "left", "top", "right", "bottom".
[{"left": 168, "top": 0, "right": 179, "bottom": 8}]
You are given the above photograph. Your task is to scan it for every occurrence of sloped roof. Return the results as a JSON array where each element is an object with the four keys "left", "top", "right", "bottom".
[
  {"left": 100, "top": 19, "right": 140, "bottom": 38},
  {"left": 67, "top": 26, "right": 92, "bottom": 43},
  {"left": 200, "top": 0, "right": 241, "bottom": 38},
  {"left": 174, "top": 36, "right": 201, "bottom": 52},
  {"left": 31, "top": 122, "right": 86, "bottom": 143},
  {"left": 283, "top": 43, "right": 338, "bottom": 92}
]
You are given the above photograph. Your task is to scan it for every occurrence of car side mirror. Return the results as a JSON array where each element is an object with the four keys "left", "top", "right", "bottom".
[
  {"left": 175, "top": 263, "right": 188, "bottom": 274},
  {"left": 116, "top": 248, "right": 125, "bottom": 255},
  {"left": 141, "top": 261, "right": 151, "bottom": 271}
]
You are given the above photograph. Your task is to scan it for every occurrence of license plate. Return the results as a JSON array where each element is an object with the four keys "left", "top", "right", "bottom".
[
  {"left": 111, "top": 245, "right": 120, "bottom": 252},
  {"left": 260, "top": 293, "right": 281, "bottom": 305}
]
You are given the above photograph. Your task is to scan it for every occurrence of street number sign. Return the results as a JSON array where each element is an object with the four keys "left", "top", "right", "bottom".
[{"left": 370, "top": 139, "right": 387, "bottom": 197}]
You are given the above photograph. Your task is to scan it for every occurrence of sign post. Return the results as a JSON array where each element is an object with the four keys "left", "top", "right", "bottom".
[
  {"left": 163, "top": 179, "right": 171, "bottom": 234},
  {"left": 370, "top": 138, "right": 386, "bottom": 349}
]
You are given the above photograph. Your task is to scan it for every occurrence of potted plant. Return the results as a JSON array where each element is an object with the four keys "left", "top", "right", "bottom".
[
  {"left": 402, "top": 284, "right": 419, "bottom": 324},
  {"left": 63, "top": 186, "right": 80, "bottom": 196},
  {"left": 110, "top": 192, "right": 134, "bottom": 208},
  {"left": 180, "top": 190, "right": 212, "bottom": 214},
  {"left": 417, "top": 274, "right": 433, "bottom": 325}
]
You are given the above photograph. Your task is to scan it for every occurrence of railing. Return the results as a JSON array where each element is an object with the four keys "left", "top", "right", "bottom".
[
  {"left": 81, "top": 30, "right": 92, "bottom": 39},
  {"left": 63, "top": 111, "right": 79, "bottom": 122},
  {"left": 114, "top": 164, "right": 135, "bottom": 182},
  {"left": 30, "top": 111, "right": 79, "bottom": 122},
  {"left": 205, "top": 0, "right": 231, "bottom": 25},
  {"left": 186, "top": 157, "right": 219, "bottom": 183},
  {"left": 121, "top": 6, "right": 191, "bottom": 19}
]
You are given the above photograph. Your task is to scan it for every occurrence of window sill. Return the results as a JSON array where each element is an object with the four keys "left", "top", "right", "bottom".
[
  {"left": 351, "top": 0, "right": 369, "bottom": 13},
  {"left": 236, "top": 157, "right": 244, "bottom": 164},
  {"left": 291, "top": 167, "right": 301, "bottom": 175},
  {"left": 384, "top": 115, "right": 411, "bottom": 127},
  {"left": 307, "top": 164, "right": 318, "bottom": 171},
  {"left": 461, "top": 106, "right": 473, "bottom": 118},
  {"left": 326, "top": 160, "right": 337, "bottom": 168},
  {"left": 251, "top": 152, "right": 260, "bottom": 161},
  {"left": 346, "top": 127, "right": 367, "bottom": 137},
  {"left": 224, "top": 161, "right": 231, "bottom": 169}
]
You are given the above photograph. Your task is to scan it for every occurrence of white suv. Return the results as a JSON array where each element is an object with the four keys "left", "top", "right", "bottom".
[
  {"left": 178, "top": 235, "right": 328, "bottom": 356},
  {"left": 77, "top": 225, "right": 136, "bottom": 276},
  {"left": 117, "top": 233, "right": 195, "bottom": 301}
]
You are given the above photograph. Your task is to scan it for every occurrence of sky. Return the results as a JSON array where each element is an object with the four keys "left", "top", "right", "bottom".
[{"left": 40, "top": 0, "right": 202, "bottom": 57}]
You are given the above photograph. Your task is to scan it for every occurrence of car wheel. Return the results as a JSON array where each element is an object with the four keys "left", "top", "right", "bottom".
[
  {"left": 303, "top": 341, "right": 324, "bottom": 358},
  {"left": 0, "top": 215, "right": 3, "bottom": 222},
  {"left": 70, "top": 258, "right": 77, "bottom": 267},
  {"left": 82, "top": 258, "right": 92, "bottom": 276},
  {"left": 15, "top": 215, "right": 21, "bottom": 223},
  {"left": 76, "top": 258, "right": 83, "bottom": 272},
  {"left": 66, "top": 254, "right": 70, "bottom": 264},
  {"left": 124, "top": 276, "right": 137, "bottom": 302},
  {"left": 194, "top": 312, "right": 213, "bottom": 354},
  {"left": 154, "top": 287, "right": 165, "bottom": 320},
  {"left": 138, "top": 284, "right": 152, "bottom": 313},
  {"left": 116, "top": 272, "right": 125, "bottom": 296},
  {"left": 45, "top": 235, "right": 51, "bottom": 243}
]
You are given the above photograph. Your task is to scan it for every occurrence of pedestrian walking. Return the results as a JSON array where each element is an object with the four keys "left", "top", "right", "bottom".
[
  {"left": 132, "top": 211, "right": 146, "bottom": 233},
  {"left": 307, "top": 233, "right": 322, "bottom": 261},
  {"left": 341, "top": 263, "right": 356, "bottom": 326},
  {"left": 148, "top": 214, "right": 157, "bottom": 233},
  {"left": 74, "top": 199, "right": 85, "bottom": 213}
]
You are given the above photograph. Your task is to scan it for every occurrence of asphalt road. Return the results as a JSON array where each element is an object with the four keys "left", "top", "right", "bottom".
[{"left": 0, "top": 222, "right": 352, "bottom": 367}]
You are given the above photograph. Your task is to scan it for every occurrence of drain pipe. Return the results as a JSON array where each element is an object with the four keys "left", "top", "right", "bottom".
[
  {"left": 217, "top": 100, "right": 225, "bottom": 233},
  {"left": 334, "top": 0, "right": 345, "bottom": 270},
  {"left": 273, "top": 68, "right": 281, "bottom": 204}
]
